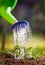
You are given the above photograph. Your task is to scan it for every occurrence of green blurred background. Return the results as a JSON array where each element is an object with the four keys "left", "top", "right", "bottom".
[{"left": 0, "top": 0, "right": 45, "bottom": 51}]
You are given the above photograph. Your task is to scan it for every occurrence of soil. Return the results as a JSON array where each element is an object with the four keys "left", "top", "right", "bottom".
[{"left": 0, "top": 53, "right": 45, "bottom": 65}]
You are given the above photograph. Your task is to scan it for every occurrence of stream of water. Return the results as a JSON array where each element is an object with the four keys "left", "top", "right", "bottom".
[{"left": 13, "top": 21, "right": 31, "bottom": 59}]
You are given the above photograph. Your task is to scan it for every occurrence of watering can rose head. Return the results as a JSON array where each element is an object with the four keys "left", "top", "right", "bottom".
[{"left": 12, "top": 20, "right": 30, "bottom": 31}]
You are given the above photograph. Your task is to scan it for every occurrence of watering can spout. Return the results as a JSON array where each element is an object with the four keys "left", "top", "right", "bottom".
[
  {"left": 0, "top": 7, "right": 17, "bottom": 24},
  {"left": 0, "top": 0, "right": 18, "bottom": 24}
]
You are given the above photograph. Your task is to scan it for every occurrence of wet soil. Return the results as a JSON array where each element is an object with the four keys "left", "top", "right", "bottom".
[{"left": 0, "top": 53, "right": 45, "bottom": 65}]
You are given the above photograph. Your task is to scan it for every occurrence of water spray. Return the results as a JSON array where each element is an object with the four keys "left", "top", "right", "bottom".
[
  {"left": 12, "top": 20, "right": 31, "bottom": 59},
  {"left": 12, "top": 20, "right": 30, "bottom": 46}
]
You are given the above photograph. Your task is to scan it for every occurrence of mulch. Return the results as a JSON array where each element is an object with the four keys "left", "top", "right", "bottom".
[{"left": 0, "top": 53, "right": 45, "bottom": 65}]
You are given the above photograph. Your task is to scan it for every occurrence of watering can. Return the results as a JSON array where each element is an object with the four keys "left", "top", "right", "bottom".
[
  {"left": 0, "top": 0, "right": 18, "bottom": 24},
  {"left": 0, "top": 0, "right": 30, "bottom": 43},
  {"left": 0, "top": 0, "right": 30, "bottom": 27}
]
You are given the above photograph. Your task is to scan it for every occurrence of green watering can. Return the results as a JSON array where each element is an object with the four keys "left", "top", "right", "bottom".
[
  {"left": 0, "top": 0, "right": 18, "bottom": 24},
  {"left": 0, "top": 0, "right": 30, "bottom": 32}
]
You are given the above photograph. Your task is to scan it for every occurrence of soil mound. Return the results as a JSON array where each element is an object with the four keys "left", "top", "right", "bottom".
[{"left": 0, "top": 53, "right": 45, "bottom": 65}]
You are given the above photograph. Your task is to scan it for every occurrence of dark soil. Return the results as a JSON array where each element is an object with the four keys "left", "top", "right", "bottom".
[{"left": 0, "top": 53, "right": 45, "bottom": 65}]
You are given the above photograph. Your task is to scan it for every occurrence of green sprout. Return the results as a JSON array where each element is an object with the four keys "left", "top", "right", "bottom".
[{"left": 10, "top": 45, "right": 45, "bottom": 59}]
